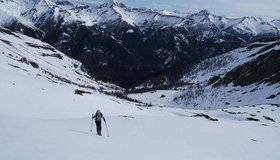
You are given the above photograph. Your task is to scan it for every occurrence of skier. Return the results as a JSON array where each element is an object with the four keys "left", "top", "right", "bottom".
[{"left": 92, "top": 110, "right": 106, "bottom": 136}]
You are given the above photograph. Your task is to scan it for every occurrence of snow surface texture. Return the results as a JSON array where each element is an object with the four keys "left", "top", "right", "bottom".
[
  {"left": 0, "top": 27, "right": 280, "bottom": 160},
  {"left": 1, "top": 104, "right": 280, "bottom": 160},
  {"left": 130, "top": 40, "right": 280, "bottom": 109}
]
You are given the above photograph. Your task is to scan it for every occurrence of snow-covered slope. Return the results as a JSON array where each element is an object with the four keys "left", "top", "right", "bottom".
[
  {"left": 1, "top": 103, "right": 280, "bottom": 160},
  {"left": 130, "top": 40, "right": 280, "bottom": 109},
  {"left": 233, "top": 17, "right": 278, "bottom": 35},
  {"left": 270, "top": 19, "right": 280, "bottom": 31},
  {"left": 0, "top": 27, "right": 111, "bottom": 90},
  {"left": 0, "top": 0, "right": 37, "bottom": 29},
  {"left": 0, "top": 27, "right": 147, "bottom": 118}
]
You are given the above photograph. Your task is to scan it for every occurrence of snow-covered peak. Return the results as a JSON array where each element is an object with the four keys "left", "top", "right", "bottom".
[
  {"left": 243, "top": 16, "right": 264, "bottom": 22},
  {"left": 233, "top": 16, "right": 279, "bottom": 35},
  {"left": 158, "top": 10, "right": 189, "bottom": 17},
  {"left": 0, "top": 0, "right": 42, "bottom": 27},
  {"left": 64, "top": 0, "right": 183, "bottom": 30},
  {"left": 194, "top": 9, "right": 210, "bottom": 16},
  {"left": 184, "top": 10, "right": 280, "bottom": 38},
  {"left": 99, "top": 0, "right": 127, "bottom": 9},
  {"left": 23, "top": 0, "right": 82, "bottom": 26},
  {"left": 1, "top": 0, "right": 279, "bottom": 38},
  {"left": 188, "top": 9, "right": 220, "bottom": 25},
  {"left": 0, "top": 0, "right": 26, "bottom": 24},
  {"left": 270, "top": 19, "right": 280, "bottom": 28},
  {"left": 159, "top": 10, "right": 175, "bottom": 16}
]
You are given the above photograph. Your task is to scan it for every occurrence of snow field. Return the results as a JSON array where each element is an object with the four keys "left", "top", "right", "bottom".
[{"left": 1, "top": 110, "right": 280, "bottom": 160}]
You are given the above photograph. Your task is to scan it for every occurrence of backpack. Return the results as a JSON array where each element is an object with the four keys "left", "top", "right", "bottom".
[{"left": 95, "top": 112, "right": 103, "bottom": 121}]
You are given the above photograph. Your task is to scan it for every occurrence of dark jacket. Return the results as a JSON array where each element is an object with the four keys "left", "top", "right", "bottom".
[{"left": 93, "top": 111, "right": 106, "bottom": 122}]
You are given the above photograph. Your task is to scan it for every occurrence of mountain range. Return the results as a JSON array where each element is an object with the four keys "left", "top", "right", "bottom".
[{"left": 1, "top": 0, "right": 279, "bottom": 86}]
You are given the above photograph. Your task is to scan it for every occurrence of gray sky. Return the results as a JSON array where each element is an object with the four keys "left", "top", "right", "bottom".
[{"left": 67, "top": 0, "right": 280, "bottom": 20}]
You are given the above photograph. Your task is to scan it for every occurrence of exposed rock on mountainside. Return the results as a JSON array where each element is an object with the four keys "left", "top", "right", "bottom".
[{"left": 216, "top": 46, "right": 280, "bottom": 87}]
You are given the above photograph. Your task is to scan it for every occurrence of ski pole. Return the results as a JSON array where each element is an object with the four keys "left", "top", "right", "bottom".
[
  {"left": 105, "top": 121, "right": 110, "bottom": 137},
  {"left": 90, "top": 114, "right": 93, "bottom": 132}
]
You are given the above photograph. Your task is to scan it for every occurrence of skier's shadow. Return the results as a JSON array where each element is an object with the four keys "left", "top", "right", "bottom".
[{"left": 68, "top": 129, "right": 93, "bottom": 135}]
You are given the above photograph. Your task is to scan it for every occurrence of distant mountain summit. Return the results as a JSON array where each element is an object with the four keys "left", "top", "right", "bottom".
[{"left": 1, "top": 0, "right": 280, "bottom": 86}]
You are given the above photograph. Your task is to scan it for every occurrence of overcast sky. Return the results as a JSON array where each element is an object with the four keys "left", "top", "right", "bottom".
[{"left": 68, "top": 0, "right": 280, "bottom": 20}]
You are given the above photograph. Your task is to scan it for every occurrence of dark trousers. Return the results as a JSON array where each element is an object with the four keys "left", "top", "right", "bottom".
[{"left": 95, "top": 120, "right": 102, "bottom": 133}]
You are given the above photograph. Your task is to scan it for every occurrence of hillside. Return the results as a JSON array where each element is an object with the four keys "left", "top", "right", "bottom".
[
  {"left": 130, "top": 39, "right": 280, "bottom": 109},
  {"left": 0, "top": 27, "right": 143, "bottom": 118}
]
